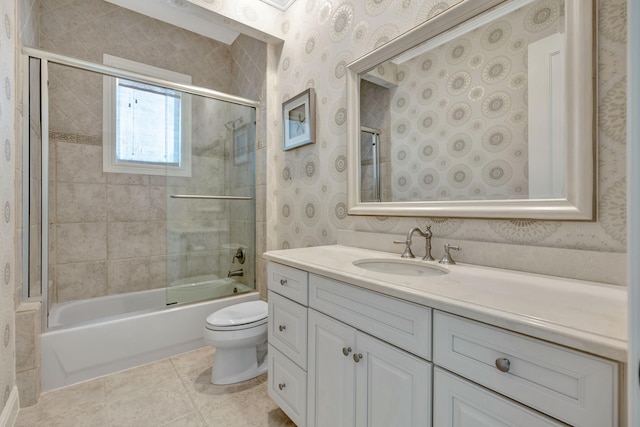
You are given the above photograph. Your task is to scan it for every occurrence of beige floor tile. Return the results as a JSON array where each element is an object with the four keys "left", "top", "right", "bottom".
[
  {"left": 15, "top": 402, "right": 109, "bottom": 427},
  {"left": 107, "top": 377, "right": 197, "bottom": 427},
  {"left": 37, "top": 378, "right": 106, "bottom": 418},
  {"left": 105, "top": 358, "right": 179, "bottom": 400},
  {"left": 162, "top": 412, "right": 206, "bottom": 427},
  {"left": 170, "top": 346, "right": 215, "bottom": 379},
  {"left": 182, "top": 366, "right": 268, "bottom": 410},
  {"left": 199, "top": 382, "right": 293, "bottom": 427},
  {"left": 15, "top": 347, "right": 292, "bottom": 427}
]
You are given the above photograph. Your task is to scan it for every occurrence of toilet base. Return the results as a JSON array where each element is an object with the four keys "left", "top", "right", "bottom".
[{"left": 211, "top": 342, "right": 268, "bottom": 385}]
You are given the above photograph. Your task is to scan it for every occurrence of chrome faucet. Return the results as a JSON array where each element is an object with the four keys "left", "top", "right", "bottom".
[
  {"left": 394, "top": 226, "right": 435, "bottom": 261},
  {"left": 228, "top": 268, "right": 244, "bottom": 278},
  {"left": 232, "top": 247, "right": 245, "bottom": 264},
  {"left": 439, "top": 244, "right": 461, "bottom": 265}
]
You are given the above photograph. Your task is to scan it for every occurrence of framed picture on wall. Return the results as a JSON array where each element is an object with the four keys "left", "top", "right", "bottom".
[
  {"left": 282, "top": 88, "right": 316, "bottom": 151},
  {"left": 233, "top": 123, "right": 250, "bottom": 165}
]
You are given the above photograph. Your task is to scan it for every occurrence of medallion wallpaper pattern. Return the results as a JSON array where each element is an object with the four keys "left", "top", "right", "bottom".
[
  {"left": 385, "top": 0, "right": 563, "bottom": 201},
  {"left": 194, "top": 0, "right": 627, "bottom": 257},
  {"left": 264, "top": 0, "right": 626, "bottom": 256},
  {"left": 0, "top": 0, "right": 15, "bottom": 415}
]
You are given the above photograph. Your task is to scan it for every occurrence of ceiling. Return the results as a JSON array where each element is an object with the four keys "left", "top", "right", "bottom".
[
  {"left": 259, "top": 0, "right": 297, "bottom": 10},
  {"left": 105, "top": 0, "right": 241, "bottom": 45}
]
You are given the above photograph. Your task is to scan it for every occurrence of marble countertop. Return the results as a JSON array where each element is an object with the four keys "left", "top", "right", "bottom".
[{"left": 264, "top": 245, "right": 627, "bottom": 362}]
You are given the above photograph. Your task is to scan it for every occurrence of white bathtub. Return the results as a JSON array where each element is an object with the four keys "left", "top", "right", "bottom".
[{"left": 42, "top": 278, "right": 257, "bottom": 392}]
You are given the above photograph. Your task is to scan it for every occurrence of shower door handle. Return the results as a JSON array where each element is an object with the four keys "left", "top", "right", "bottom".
[{"left": 170, "top": 194, "right": 253, "bottom": 200}]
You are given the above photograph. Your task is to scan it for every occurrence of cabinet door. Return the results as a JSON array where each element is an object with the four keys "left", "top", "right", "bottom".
[
  {"left": 355, "top": 332, "right": 432, "bottom": 427},
  {"left": 433, "top": 368, "right": 564, "bottom": 427},
  {"left": 307, "top": 309, "right": 357, "bottom": 427}
]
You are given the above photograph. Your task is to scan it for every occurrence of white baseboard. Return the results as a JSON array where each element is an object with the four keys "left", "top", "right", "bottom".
[{"left": 0, "top": 386, "right": 19, "bottom": 427}]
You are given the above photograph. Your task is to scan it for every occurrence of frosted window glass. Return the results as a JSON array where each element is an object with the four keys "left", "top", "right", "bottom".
[{"left": 116, "top": 79, "right": 181, "bottom": 165}]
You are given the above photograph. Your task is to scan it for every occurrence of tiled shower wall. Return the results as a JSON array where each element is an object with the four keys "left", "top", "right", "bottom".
[
  {"left": 38, "top": 1, "right": 266, "bottom": 304},
  {"left": 229, "top": 34, "right": 267, "bottom": 298}
]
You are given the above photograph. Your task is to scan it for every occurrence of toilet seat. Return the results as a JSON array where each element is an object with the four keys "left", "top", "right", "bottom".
[{"left": 205, "top": 300, "right": 268, "bottom": 331}]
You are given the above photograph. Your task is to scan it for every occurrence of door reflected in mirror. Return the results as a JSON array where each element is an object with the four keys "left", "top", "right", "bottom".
[
  {"left": 360, "top": 0, "right": 565, "bottom": 203},
  {"left": 347, "top": 0, "right": 594, "bottom": 219}
]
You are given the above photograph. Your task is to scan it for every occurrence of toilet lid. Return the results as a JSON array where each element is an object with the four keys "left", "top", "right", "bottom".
[{"left": 206, "top": 300, "right": 268, "bottom": 328}]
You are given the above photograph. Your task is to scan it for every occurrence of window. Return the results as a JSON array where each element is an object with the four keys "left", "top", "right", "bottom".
[{"left": 103, "top": 55, "right": 192, "bottom": 176}]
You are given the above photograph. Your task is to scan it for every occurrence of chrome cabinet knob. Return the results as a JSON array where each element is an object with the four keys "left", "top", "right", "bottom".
[
  {"left": 278, "top": 324, "right": 286, "bottom": 332},
  {"left": 495, "top": 358, "right": 511, "bottom": 373},
  {"left": 279, "top": 279, "right": 287, "bottom": 286},
  {"left": 278, "top": 383, "right": 286, "bottom": 390},
  {"left": 342, "top": 347, "right": 352, "bottom": 356},
  {"left": 353, "top": 353, "right": 363, "bottom": 363}
]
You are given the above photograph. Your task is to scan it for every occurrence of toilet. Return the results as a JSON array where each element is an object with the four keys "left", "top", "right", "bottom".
[{"left": 203, "top": 300, "right": 268, "bottom": 385}]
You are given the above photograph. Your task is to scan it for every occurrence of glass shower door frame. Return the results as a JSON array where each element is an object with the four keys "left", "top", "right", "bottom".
[{"left": 21, "top": 46, "right": 260, "bottom": 330}]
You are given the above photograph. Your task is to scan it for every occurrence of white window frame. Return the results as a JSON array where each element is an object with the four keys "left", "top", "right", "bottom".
[{"left": 103, "top": 54, "right": 192, "bottom": 177}]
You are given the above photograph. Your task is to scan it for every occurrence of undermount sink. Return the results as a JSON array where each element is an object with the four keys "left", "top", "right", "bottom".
[{"left": 353, "top": 258, "right": 449, "bottom": 277}]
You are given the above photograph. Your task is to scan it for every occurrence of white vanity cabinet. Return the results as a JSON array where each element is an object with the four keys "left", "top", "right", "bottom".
[
  {"left": 265, "top": 260, "right": 621, "bottom": 427},
  {"left": 267, "top": 263, "right": 309, "bottom": 427},
  {"left": 433, "top": 310, "right": 619, "bottom": 427},
  {"left": 433, "top": 368, "right": 565, "bottom": 426},
  {"left": 307, "top": 309, "right": 432, "bottom": 427},
  {"left": 306, "top": 273, "right": 432, "bottom": 426}
]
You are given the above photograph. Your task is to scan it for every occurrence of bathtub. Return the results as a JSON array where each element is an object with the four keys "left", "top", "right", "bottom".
[{"left": 41, "top": 277, "right": 257, "bottom": 392}]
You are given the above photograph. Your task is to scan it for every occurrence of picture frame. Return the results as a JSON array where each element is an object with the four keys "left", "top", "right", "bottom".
[
  {"left": 233, "top": 123, "right": 250, "bottom": 165},
  {"left": 282, "top": 88, "right": 316, "bottom": 151}
]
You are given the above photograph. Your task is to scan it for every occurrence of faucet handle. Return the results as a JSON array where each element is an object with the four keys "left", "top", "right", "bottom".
[
  {"left": 393, "top": 239, "right": 415, "bottom": 258},
  {"left": 439, "top": 244, "right": 461, "bottom": 265}
]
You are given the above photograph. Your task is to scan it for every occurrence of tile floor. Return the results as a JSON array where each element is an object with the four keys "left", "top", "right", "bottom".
[{"left": 15, "top": 346, "right": 295, "bottom": 427}]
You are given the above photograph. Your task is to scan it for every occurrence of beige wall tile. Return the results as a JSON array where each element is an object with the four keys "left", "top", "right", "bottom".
[
  {"left": 16, "top": 369, "right": 39, "bottom": 408},
  {"left": 56, "top": 261, "right": 107, "bottom": 303},
  {"left": 148, "top": 221, "right": 167, "bottom": 256},
  {"left": 106, "top": 185, "right": 149, "bottom": 222},
  {"left": 56, "top": 182, "right": 106, "bottom": 223},
  {"left": 149, "top": 256, "right": 167, "bottom": 289},
  {"left": 15, "top": 310, "right": 36, "bottom": 372},
  {"left": 56, "top": 142, "right": 105, "bottom": 184},
  {"left": 149, "top": 186, "right": 167, "bottom": 221},
  {"left": 56, "top": 222, "right": 107, "bottom": 264},
  {"left": 107, "top": 221, "right": 151, "bottom": 260},
  {"left": 107, "top": 258, "right": 150, "bottom": 295}
]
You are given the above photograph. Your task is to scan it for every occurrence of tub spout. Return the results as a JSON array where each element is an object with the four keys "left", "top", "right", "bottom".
[{"left": 228, "top": 269, "right": 244, "bottom": 278}]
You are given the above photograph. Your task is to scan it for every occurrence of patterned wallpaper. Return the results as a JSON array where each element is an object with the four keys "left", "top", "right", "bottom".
[
  {"left": 0, "top": 0, "right": 16, "bottom": 414},
  {"left": 386, "top": 0, "right": 563, "bottom": 201},
  {"left": 255, "top": 0, "right": 627, "bottom": 257}
]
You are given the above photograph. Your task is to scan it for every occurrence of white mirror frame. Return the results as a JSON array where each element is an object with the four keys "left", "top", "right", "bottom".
[{"left": 346, "top": 0, "right": 595, "bottom": 220}]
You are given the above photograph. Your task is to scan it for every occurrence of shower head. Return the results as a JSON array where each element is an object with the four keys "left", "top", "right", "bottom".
[{"left": 224, "top": 117, "right": 244, "bottom": 131}]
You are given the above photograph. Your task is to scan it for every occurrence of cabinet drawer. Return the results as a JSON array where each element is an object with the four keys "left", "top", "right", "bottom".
[
  {"left": 268, "top": 290, "right": 308, "bottom": 369},
  {"left": 309, "top": 274, "right": 431, "bottom": 360},
  {"left": 434, "top": 368, "right": 564, "bottom": 426},
  {"left": 268, "top": 345, "right": 307, "bottom": 427},
  {"left": 268, "top": 262, "right": 308, "bottom": 305},
  {"left": 433, "top": 311, "right": 618, "bottom": 427}
]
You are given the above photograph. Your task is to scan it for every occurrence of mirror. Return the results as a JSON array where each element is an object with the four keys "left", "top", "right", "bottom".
[{"left": 346, "top": 0, "right": 594, "bottom": 220}]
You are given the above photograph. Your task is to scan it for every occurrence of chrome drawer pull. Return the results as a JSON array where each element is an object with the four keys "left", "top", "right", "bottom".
[
  {"left": 495, "top": 358, "right": 511, "bottom": 373},
  {"left": 353, "top": 353, "right": 363, "bottom": 363},
  {"left": 278, "top": 383, "right": 286, "bottom": 390},
  {"left": 342, "top": 347, "right": 352, "bottom": 356},
  {"left": 279, "top": 279, "right": 287, "bottom": 286},
  {"left": 278, "top": 324, "right": 286, "bottom": 332}
]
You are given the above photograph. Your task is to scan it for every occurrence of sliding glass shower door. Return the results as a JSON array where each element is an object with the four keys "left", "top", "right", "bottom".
[{"left": 24, "top": 49, "right": 257, "bottom": 327}]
